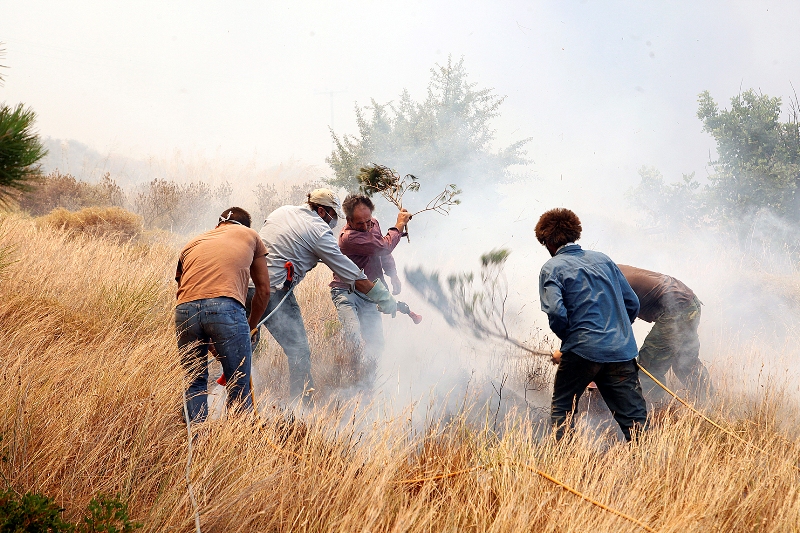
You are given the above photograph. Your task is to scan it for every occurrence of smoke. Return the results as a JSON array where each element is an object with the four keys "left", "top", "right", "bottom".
[{"left": 38, "top": 131, "right": 800, "bottom": 442}]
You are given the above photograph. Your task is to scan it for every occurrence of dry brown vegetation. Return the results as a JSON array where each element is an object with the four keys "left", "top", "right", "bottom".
[
  {"left": 16, "top": 171, "right": 126, "bottom": 216},
  {"left": 37, "top": 206, "right": 144, "bottom": 242},
  {"left": 1, "top": 213, "right": 800, "bottom": 532}
]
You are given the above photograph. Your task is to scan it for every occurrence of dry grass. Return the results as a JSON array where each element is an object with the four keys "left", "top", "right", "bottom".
[
  {"left": 1, "top": 213, "right": 800, "bottom": 532},
  {"left": 37, "top": 205, "right": 144, "bottom": 242}
]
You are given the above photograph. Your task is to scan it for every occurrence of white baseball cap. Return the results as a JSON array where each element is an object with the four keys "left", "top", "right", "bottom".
[{"left": 308, "top": 188, "right": 343, "bottom": 218}]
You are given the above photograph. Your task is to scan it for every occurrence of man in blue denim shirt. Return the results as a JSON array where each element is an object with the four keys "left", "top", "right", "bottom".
[
  {"left": 536, "top": 208, "right": 647, "bottom": 441},
  {"left": 175, "top": 207, "right": 271, "bottom": 423}
]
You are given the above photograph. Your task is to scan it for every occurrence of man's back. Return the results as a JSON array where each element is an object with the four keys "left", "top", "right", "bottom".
[
  {"left": 540, "top": 245, "right": 639, "bottom": 363},
  {"left": 260, "top": 205, "right": 327, "bottom": 288},
  {"left": 617, "top": 264, "right": 695, "bottom": 323},
  {"left": 177, "top": 223, "right": 265, "bottom": 306}
]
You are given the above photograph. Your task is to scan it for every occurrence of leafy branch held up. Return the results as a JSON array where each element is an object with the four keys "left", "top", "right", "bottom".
[{"left": 356, "top": 163, "right": 461, "bottom": 242}]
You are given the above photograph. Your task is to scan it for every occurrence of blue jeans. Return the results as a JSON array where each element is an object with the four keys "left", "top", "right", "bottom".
[
  {"left": 175, "top": 297, "right": 253, "bottom": 422},
  {"left": 247, "top": 287, "right": 314, "bottom": 400},
  {"left": 330, "top": 288, "right": 384, "bottom": 384}
]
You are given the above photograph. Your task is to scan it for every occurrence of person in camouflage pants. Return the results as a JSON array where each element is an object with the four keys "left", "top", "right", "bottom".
[{"left": 618, "top": 265, "right": 713, "bottom": 404}]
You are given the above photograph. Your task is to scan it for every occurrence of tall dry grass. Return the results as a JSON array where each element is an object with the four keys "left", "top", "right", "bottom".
[{"left": 1, "top": 213, "right": 799, "bottom": 532}]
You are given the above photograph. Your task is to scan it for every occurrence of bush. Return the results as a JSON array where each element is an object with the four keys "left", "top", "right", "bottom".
[
  {"left": 75, "top": 494, "right": 141, "bottom": 533},
  {"left": 133, "top": 178, "right": 232, "bottom": 234},
  {"left": 38, "top": 206, "right": 143, "bottom": 242},
  {"left": 0, "top": 489, "right": 141, "bottom": 533},
  {"left": 253, "top": 179, "right": 323, "bottom": 223},
  {"left": 17, "top": 171, "right": 125, "bottom": 216},
  {"left": 0, "top": 488, "right": 73, "bottom": 532}
]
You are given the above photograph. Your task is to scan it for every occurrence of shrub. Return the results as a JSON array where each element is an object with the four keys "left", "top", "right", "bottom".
[
  {"left": 133, "top": 178, "right": 232, "bottom": 234},
  {"left": 76, "top": 494, "right": 141, "bottom": 533},
  {"left": 17, "top": 171, "right": 125, "bottom": 216},
  {"left": 0, "top": 488, "right": 73, "bottom": 532},
  {"left": 253, "top": 179, "right": 323, "bottom": 223},
  {"left": 0, "top": 489, "right": 141, "bottom": 533},
  {"left": 38, "top": 206, "right": 143, "bottom": 242}
]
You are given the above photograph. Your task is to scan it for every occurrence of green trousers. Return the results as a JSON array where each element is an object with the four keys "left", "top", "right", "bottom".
[{"left": 638, "top": 296, "right": 712, "bottom": 401}]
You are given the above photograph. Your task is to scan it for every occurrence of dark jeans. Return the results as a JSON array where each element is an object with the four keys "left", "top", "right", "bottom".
[
  {"left": 247, "top": 287, "right": 315, "bottom": 401},
  {"left": 551, "top": 351, "right": 648, "bottom": 441},
  {"left": 175, "top": 297, "right": 253, "bottom": 423},
  {"left": 639, "top": 296, "right": 712, "bottom": 401}
]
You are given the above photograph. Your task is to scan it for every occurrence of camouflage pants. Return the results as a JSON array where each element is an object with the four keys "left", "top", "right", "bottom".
[{"left": 638, "top": 296, "right": 712, "bottom": 402}]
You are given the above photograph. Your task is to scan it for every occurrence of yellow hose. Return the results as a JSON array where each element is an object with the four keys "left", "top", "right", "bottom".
[
  {"left": 637, "top": 363, "right": 800, "bottom": 473},
  {"left": 394, "top": 460, "right": 658, "bottom": 532}
]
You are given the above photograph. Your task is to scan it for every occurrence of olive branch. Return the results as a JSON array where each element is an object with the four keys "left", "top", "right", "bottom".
[
  {"left": 356, "top": 163, "right": 461, "bottom": 242},
  {"left": 405, "top": 248, "right": 553, "bottom": 357}
]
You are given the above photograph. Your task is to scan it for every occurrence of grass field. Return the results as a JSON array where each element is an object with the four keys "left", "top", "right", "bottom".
[{"left": 2, "top": 213, "right": 799, "bottom": 532}]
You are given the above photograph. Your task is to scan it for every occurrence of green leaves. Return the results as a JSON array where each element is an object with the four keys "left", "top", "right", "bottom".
[
  {"left": 697, "top": 89, "right": 800, "bottom": 222},
  {"left": 0, "top": 103, "right": 47, "bottom": 204},
  {"left": 630, "top": 89, "right": 800, "bottom": 231},
  {"left": 327, "top": 56, "right": 530, "bottom": 193},
  {"left": 0, "top": 490, "right": 141, "bottom": 533},
  {"left": 356, "top": 163, "right": 461, "bottom": 231},
  {"left": 406, "top": 248, "right": 512, "bottom": 340}
]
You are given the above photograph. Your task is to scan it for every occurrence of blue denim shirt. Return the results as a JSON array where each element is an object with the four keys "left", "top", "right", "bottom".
[{"left": 539, "top": 244, "right": 640, "bottom": 363}]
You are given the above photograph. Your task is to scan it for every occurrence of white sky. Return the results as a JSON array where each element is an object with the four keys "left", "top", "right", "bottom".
[{"left": 2, "top": 1, "right": 799, "bottom": 192}]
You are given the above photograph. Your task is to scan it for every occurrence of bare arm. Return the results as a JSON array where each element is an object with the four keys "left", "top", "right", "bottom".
[
  {"left": 249, "top": 255, "right": 270, "bottom": 332},
  {"left": 354, "top": 279, "right": 374, "bottom": 294}
]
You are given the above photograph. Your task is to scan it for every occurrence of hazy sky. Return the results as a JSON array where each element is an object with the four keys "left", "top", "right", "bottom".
[{"left": 2, "top": 1, "right": 800, "bottom": 193}]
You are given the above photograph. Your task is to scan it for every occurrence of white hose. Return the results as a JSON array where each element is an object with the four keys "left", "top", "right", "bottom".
[{"left": 182, "top": 393, "right": 202, "bottom": 533}]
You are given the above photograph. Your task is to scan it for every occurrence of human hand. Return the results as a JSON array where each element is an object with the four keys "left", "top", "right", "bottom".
[
  {"left": 366, "top": 279, "right": 397, "bottom": 317},
  {"left": 551, "top": 350, "right": 562, "bottom": 365},
  {"left": 395, "top": 208, "right": 412, "bottom": 231}
]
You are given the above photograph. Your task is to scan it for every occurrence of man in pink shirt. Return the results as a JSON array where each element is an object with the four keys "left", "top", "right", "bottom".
[{"left": 330, "top": 194, "right": 411, "bottom": 385}]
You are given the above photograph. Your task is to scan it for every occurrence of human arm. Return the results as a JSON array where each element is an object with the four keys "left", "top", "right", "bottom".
[
  {"left": 249, "top": 255, "right": 270, "bottom": 332},
  {"left": 314, "top": 231, "right": 369, "bottom": 288},
  {"left": 314, "top": 232, "right": 396, "bottom": 313},
  {"left": 539, "top": 269, "right": 569, "bottom": 340},
  {"left": 174, "top": 259, "right": 183, "bottom": 287},
  {"left": 616, "top": 268, "right": 640, "bottom": 324},
  {"left": 381, "top": 254, "right": 402, "bottom": 295}
]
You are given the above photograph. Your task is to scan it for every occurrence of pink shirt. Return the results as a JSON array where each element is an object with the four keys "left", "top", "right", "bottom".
[{"left": 330, "top": 218, "right": 401, "bottom": 289}]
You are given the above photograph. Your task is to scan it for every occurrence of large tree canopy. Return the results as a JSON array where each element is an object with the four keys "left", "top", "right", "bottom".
[
  {"left": 326, "top": 57, "right": 531, "bottom": 193},
  {"left": 630, "top": 89, "right": 800, "bottom": 232},
  {"left": 697, "top": 89, "right": 800, "bottom": 221}
]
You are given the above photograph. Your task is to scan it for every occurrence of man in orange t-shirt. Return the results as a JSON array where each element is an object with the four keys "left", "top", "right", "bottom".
[{"left": 175, "top": 207, "right": 270, "bottom": 422}]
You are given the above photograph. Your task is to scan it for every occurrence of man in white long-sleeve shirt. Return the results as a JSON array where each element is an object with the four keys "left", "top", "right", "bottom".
[{"left": 248, "top": 188, "right": 397, "bottom": 403}]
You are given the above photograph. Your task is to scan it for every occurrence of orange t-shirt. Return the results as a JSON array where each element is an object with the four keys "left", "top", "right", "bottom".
[{"left": 176, "top": 223, "right": 267, "bottom": 307}]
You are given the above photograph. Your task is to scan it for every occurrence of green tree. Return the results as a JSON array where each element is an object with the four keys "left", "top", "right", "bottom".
[
  {"left": 627, "top": 166, "right": 704, "bottom": 229},
  {"left": 327, "top": 56, "right": 530, "bottom": 193},
  {"left": 697, "top": 89, "right": 800, "bottom": 221},
  {"left": 0, "top": 103, "right": 48, "bottom": 204}
]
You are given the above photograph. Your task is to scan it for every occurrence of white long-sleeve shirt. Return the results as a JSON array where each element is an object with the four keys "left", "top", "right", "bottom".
[{"left": 258, "top": 205, "right": 366, "bottom": 290}]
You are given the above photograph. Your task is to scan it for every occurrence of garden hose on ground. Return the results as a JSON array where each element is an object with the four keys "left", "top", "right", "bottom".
[{"left": 636, "top": 363, "right": 800, "bottom": 473}]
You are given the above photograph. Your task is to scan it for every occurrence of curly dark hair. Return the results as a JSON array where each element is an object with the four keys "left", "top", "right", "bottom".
[
  {"left": 342, "top": 194, "right": 375, "bottom": 219},
  {"left": 218, "top": 206, "right": 252, "bottom": 228},
  {"left": 534, "top": 208, "right": 582, "bottom": 249}
]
